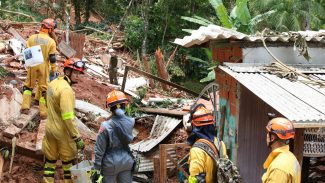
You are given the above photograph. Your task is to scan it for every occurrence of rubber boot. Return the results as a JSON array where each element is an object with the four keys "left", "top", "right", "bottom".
[
  {"left": 21, "top": 90, "right": 32, "bottom": 114},
  {"left": 39, "top": 97, "right": 47, "bottom": 119},
  {"left": 43, "top": 159, "right": 56, "bottom": 183}
]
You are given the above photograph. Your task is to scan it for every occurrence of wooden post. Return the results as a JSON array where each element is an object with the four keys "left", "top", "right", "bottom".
[
  {"left": 143, "top": 56, "right": 154, "bottom": 88},
  {"left": 159, "top": 144, "right": 167, "bottom": 183},
  {"left": 35, "top": 120, "right": 46, "bottom": 154},
  {"left": 153, "top": 157, "right": 160, "bottom": 183},
  {"left": 69, "top": 32, "right": 85, "bottom": 59},
  {"left": 293, "top": 128, "right": 304, "bottom": 166}
]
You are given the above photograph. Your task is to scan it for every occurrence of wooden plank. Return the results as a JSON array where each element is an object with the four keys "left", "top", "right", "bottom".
[
  {"left": 3, "top": 107, "right": 39, "bottom": 138},
  {"left": 159, "top": 144, "right": 167, "bottom": 183},
  {"left": 70, "top": 32, "right": 85, "bottom": 59},
  {"left": 153, "top": 157, "right": 160, "bottom": 183},
  {"left": 121, "top": 66, "right": 207, "bottom": 99},
  {"left": 0, "top": 154, "right": 4, "bottom": 180},
  {"left": 140, "top": 107, "right": 188, "bottom": 117},
  {"left": 57, "top": 41, "right": 76, "bottom": 58},
  {"left": 293, "top": 128, "right": 304, "bottom": 166},
  {"left": 35, "top": 119, "right": 46, "bottom": 154},
  {"left": 7, "top": 27, "right": 26, "bottom": 46},
  {"left": 0, "top": 136, "right": 42, "bottom": 160}
]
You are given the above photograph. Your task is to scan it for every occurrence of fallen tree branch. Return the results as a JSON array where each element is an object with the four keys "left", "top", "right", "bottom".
[
  {"left": 83, "top": 26, "right": 111, "bottom": 36},
  {"left": 0, "top": 9, "right": 36, "bottom": 22},
  {"left": 165, "top": 46, "right": 178, "bottom": 69}
]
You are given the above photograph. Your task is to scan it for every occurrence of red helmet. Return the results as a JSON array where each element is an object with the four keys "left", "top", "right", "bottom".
[
  {"left": 106, "top": 90, "right": 128, "bottom": 108},
  {"left": 41, "top": 18, "right": 57, "bottom": 29},
  {"left": 191, "top": 105, "right": 214, "bottom": 127},
  {"left": 266, "top": 117, "right": 295, "bottom": 140},
  {"left": 63, "top": 58, "right": 86, "bottom": 73}
]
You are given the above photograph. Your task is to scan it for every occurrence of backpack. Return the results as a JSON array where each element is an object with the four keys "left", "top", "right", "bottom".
[{"left": 193, "top": 139, "right": 242, "bottom": 183}]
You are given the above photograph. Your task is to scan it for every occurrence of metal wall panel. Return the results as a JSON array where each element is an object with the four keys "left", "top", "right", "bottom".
[{"left": 237, "top": 85, "right": 280, "bottom": 183}]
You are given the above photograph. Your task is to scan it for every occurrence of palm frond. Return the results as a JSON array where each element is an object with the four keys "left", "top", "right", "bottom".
[
  {"left": 230, "top": 0, "right": 251, "bottom": 25},
  {"left": 193, "top": 15, "right": 215, "bottom": 25},
  {"left": 187, "top": 55, "right": 210, "bottom": 65},
  {"left": 182, "top": 29, "right": 195, "bottom": 33},
  {"left": 249, "top": 10, "right": 276, "bottom": 27},
  {"left": 181, "top": 16, "right": 210, "bottom": 26}
]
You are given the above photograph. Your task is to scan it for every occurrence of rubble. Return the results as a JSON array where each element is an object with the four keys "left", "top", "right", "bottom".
[{"left": 0, "top": 21, "right": 207, "bottom": 183}]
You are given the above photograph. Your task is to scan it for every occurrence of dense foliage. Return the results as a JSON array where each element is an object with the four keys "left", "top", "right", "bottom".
[{"left": 1, "top": 0, "right": 325, "bottom": 87}]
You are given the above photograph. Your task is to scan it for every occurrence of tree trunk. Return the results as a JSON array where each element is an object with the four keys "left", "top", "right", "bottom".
[
  {"left": 73, "top": 0, "right": 81, "bottom": 28},
  {"left": 141, "top": 0, "right": 150, "bottom": 58},
  {"left": 85, "top": 0, "right": 93, "bottom": 23}
]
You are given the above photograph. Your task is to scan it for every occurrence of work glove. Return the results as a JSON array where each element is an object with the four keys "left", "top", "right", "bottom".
[
  {"left": 74, "top": 137, "right": 85, "bottom": 150},
  {"left": 91, "top": 169, "right": 103, "bottom": 183},
  {"left": 49, "top": 71, "right": 59, "bottom": 81}
]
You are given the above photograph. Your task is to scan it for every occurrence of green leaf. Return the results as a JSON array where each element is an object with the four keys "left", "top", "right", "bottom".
[
  {"left": 230, "top": 0, "right": 251, "bottom": 25},
  {"left": 182, "top": 29, "right": 195, "bottom": 33},
  {"left": 203, "top": 48, "right": 213, "bottom": 61},
  {"left": 181, "top": 16, "right": 210, "bottom": 26},
  {"left": 209, "top": 0, "right": 233, "bottom": 28},
  {"left": 192, "top": 15, "right": 215, "bottom": 25},
  {"left": 200, "top": 70, "right": 216, "bottom": 82},
  {"left": 249, "top": 10, "right": 276, "bottom": 27},
  {"left": 187, "top": 55, "right": 210, "bottom": 65}
]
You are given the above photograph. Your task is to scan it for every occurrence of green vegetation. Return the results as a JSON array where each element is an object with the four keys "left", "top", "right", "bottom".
[{"left": 2, "top": 0, "right": 325, "bottom": 86}]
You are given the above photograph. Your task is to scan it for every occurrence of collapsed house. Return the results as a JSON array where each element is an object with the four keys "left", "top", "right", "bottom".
[{"left": 175, "top": 25, "right": 325, "bottom": 183}]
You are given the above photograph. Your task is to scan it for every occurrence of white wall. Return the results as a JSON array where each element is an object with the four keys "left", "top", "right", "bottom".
[{"left": 243, "top": 47, "right": 325, "bottom": 65}]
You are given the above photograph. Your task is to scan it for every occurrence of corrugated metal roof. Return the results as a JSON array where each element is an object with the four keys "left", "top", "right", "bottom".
[
  {"left": 130, "top": 115, "right": 182, "bottom": 152},
  {"left": 136, "top": 148, "right": 177, "bottom": 172},
  {"left": 219, "top": 63, "right": 325, "bottom": 128},
  {"left": 174, "top": 24, "right": 325, "bottom": 48}
]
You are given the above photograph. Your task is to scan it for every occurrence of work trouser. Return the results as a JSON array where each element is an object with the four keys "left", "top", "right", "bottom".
[
  {"left": 43, "top": 158, "right": 75, "bottom": 183},
  {"left": 102, "top": 171, "right": 132, "bottom": 183},
  {"left": 21, "top": 63, "right": 49, "bottom": 116},
  {"left": 42, "top": 127, "right": 77, "bottom": 183}
]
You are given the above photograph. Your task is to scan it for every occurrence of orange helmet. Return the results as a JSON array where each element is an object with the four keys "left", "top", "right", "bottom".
[
  {"left": 106, "top": 90, "right": 128, "bottom": 108},
  {"left": 64, "top": 58, "right": 86, "bottom": 73},
  {"left": 266, "top": 117, "right": 295, "bottom": 140},
  {"left": 191, "top": 105, "right": 214, "bottom": 127},
  {"left": 41, "top": 18, "right": 57, "bottom": 29}
]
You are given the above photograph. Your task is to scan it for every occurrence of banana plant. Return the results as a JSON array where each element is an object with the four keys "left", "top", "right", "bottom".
[
  {"left": 182, "top": 0, "right": 276, "bottom": 34},
  {"left": 187, "top": 48, "right": 219, "bottom": 83}
]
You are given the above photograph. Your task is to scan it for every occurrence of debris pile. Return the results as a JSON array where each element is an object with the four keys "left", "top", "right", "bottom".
[{"left": 0, "top": 22, "right": 202, "bottom": 182}]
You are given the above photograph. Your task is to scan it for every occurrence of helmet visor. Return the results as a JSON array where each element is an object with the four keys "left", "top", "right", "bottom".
[{"left": 73, "top": 61, "right": 86, "bottom": 70}]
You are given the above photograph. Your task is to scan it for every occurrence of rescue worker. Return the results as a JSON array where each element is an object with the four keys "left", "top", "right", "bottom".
[
  {"left": 42, "top": 58, "right": 86, "bottom": 183},
  {"left": 21, "top": 18, "right": 58, "bottom": 119},
  {"left": 262, "top": 117, "right": 301, "bottom": 183},
  {"left": 92, "top": 90, "right": 135, "bottom": 183},
  {"left": 187, "top": 104, "right": 227, "bottom": 183}
]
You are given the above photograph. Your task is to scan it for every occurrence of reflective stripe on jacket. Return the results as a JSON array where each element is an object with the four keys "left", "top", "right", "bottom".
[
  {"left": 262, "top": 145, "right": 301, "bottom": 183},
  {"left": 46, "top": 76, "right": 79, "bottom": 139}
]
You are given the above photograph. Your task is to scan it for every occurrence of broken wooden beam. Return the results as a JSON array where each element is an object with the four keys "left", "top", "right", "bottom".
[
  {"left": 0, "top": 154, "right": 4, "bottom": 180},
  {"left": 155, "top": 47, "right": 169, "bottom": 90},
  {"left": 3, "top": 107, "right": 39, "bottom": 138},
  {"left": 35, "top": 120, "right": 46, "bottom": 154},
  {"left": 0, "top": 135, "right": 42, "bottom": 160},
  {"left": 140, "top": 107, "right": 188, "bottom": 117},
  {"left": 121, "top": 66, "right": 207, "bottom": 99}
]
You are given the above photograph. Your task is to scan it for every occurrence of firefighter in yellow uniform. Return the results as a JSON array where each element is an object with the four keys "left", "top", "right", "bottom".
[
  {"left": 262, "top": 117, "right": 301, "bottom": 183},
  {"left": 21, "top": 18, "right": 58, "bottom": 119},
  {"left": 187, "top": 104, "right": 227, "bottom": 183},
  {"left": 42, "top": 58, "right": 86, "bottom": 183}
]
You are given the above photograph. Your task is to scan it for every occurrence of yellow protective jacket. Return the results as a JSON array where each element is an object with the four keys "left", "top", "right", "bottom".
[
  {"left": 27, "top": 32, "right": 57, "bottom": 71},
  {"left": 188, "top": 138, "right": 227, "bottom": 183},
  {"left": 262, "top": 145, "right": 301, "bottom": 183},
  {"left": 46, "top": 76, "right": 80, "bottom": 139}
]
